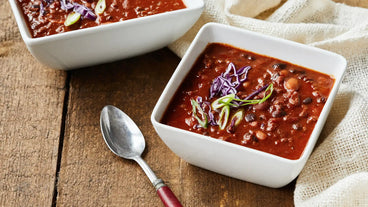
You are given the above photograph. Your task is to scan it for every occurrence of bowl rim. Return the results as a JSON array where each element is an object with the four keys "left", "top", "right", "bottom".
[
  {"left": 151, "top": 22, "right": 347, "bottom": 164},
  {"left": 8, "top": 0, "right": 204, "bottom": 44}
]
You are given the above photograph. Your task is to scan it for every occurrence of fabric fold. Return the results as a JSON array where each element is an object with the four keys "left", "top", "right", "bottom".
[{"left": 169, "top": 0, "right": 368, "bottom": 206}]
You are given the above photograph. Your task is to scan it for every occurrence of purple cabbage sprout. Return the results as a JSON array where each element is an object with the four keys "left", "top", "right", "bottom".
[
  {"left": 60, "top": 0, "right": 74, "bottom": 10},
  {"left": 209, "top": 63, "right": 251, "bottom": 99},
  {"left": 59, "top": 0, "right": 97, "bottom": 21},
  {"left": 73, "top": 3, "right": 97, "bottom": 20},
  {"left": 203, "top": 101, "right": 217, "bottom": 126},
  {"left": 39, "top": 0, "right": 54, "bottom": 16},
  {"left": 40, "top": 2, "right": 45, "bottom": 15}
]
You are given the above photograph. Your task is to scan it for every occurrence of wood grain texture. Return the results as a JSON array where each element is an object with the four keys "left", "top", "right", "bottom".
[
  {"left": 56, "top": 49, "right": 183, "bottom": 207},
  {"left": 3, "top": 0, "right": 368, "bottom": 205},
  {"left": 56, "top": 48, "right": 294, "bottom": 207},
  {"left": 0, "top": 1, "right": 67, "bottom": 206}
]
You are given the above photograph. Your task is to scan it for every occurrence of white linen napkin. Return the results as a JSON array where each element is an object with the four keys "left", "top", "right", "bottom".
[{"left": 169, "top": 0, "right": 368, "bottom": 206}]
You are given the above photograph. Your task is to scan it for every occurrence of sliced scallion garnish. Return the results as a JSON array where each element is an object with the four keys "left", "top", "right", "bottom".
[
  {"left": 191, "top": 99, "right": 208, "bottom": 129},
  {"left": 95, "top": 0, "right": 106, "bottom": 15},
  {"left": 211, "top": 94, "right": 237, "bottom": 110},
  {"left": 230, "top": 110, "right": 244, "bottom": 127},
  {"left": 211, "top": 84, "right": 273, "bottom": 110},
  {"left": 218, "top": 105, "right": 230, "bottom": 130},
  {"left": 235, "top": 83, "right": 274, "bottom": 106},
  {"left": 64, "top": 12, "right": 81, "bottom": 26},
  {"left": 209, "top": 83, "right": 274, "bottom": 130}
]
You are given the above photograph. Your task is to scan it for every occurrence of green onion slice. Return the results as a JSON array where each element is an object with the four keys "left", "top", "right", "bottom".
[
  {"left": 230, "top": 110, "right": 244, "bottom": 127},
  {"left": 211, "top": 94, "right": 237, "bottom": 110},
  {"left": 191, "top": 99, "right": 208, "bottom": 129},
  {"left": 64, "top": 12, "right": 81, "bottom": 26},
  {"left": 95, "top": 0, "right": 106, "bottom": 15},
  {"left": 218, "top": 105, "right": 230, "bottom": 130},
  {"left": 211, "top": 83, "right": 274, "bottom": 110},
  {"left": 209, "top": 84, "right": 273, "bottom": 130},
  {"left": 235, "top": 83, "right": 274, "bottom": 106}
]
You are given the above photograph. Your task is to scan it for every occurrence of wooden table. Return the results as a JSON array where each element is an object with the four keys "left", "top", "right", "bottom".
[{"left": 0, "top": 1, "right": 294, "bottom": 206}]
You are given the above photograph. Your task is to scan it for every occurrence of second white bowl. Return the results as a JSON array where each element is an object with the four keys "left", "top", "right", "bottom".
[
  {"left": 151, "top": 23, "right": 346, "bottom": 188},
  {"left": 8, "top": 0, "right": 204, "bottom": 70}
]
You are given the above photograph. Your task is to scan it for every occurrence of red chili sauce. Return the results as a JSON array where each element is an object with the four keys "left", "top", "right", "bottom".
[
  {"left": 161, "top": 43, "right": 335, "bottom": 160},
  {"left": 17, "top": 0, "right": 186, "bottom": 38}
]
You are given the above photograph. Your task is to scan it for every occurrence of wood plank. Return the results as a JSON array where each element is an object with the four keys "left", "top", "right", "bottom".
[
  {"left": 0, "top": 1, "right": 67, "bottom": 206},
  {"left": 56, "top": 49, "right": 182, "bottom": 206},
  {"left": 56, "top": 48, "right": 294, "bottom": 206}
]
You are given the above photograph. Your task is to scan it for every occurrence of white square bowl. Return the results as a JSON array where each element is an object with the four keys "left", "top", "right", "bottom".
[
  {"left": 8, "top": 0, "right": 204, "bottom": 70},
  {"left": 151, "top": 23, "right": 347, "bottom": 188}
]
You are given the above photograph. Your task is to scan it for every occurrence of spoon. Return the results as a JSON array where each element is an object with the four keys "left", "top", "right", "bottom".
[{"left": 100, "top": 105, "right": 182, "bottom": 207}]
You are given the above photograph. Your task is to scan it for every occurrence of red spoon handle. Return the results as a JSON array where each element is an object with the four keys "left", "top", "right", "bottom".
[{"left": 156, "top": 185, "right": 183, "bottom": 207}]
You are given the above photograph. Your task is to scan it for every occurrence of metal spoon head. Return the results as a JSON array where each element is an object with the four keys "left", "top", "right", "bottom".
[{"left": 100, "top": 105, "right": 145, "bottom": 159}]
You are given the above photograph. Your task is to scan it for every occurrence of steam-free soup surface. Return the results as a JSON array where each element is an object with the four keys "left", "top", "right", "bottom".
[
  {"left": 18, "top": 0, "right": 186, "bottom": 37},
  {"left": 161, "top": 43, "right": 334, "bottom": 160}
]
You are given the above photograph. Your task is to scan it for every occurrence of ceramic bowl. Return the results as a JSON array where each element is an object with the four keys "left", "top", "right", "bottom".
[
  {"left": 151, "top": 23, "right": 346, "bottom": 188},
  {"left": 8, "top": 0, "right": 204, "bottom": 70}
]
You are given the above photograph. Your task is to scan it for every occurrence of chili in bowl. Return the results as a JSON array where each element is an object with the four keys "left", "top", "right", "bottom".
[
  {"left": 151, "top": 23, "right": 346, "bottom": 188},
  {"left": 8, "top": 0, "right": 204, "bottom": 69}
]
